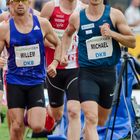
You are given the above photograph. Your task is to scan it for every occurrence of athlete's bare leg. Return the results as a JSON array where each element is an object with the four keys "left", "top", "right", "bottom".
[
  {"left": 8, "top": 108, "right": 25, "bottom": 140},
  {"left": 98, "top": 105, "right": 111, "bottom": 126},
  {"left": 28, "top": 107, "right": 46, "bottom": 133},
  {"left": 81, "top": 101, "right": 99, "bottom": 140},
  {"left": 67, "top": 100, "right": 81, "bottom": 140}
]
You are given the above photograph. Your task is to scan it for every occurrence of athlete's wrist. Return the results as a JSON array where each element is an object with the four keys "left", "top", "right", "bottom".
[
  {"left": 53, "top": 58, "right": 60, "bottom": 63},
  {"left": 52, "top": 59, "right": 59, "bottom": 67}
]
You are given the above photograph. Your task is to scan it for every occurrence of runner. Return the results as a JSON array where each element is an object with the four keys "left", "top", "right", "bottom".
[
  {"left": 0, "top": 0, "right": 61, "bottom": 140},
  {"left": 61, "top": 0, "right": 136, "bottom": 139},
  {"left": 41, "top": 0, "right": 86, "bottom": 139}
]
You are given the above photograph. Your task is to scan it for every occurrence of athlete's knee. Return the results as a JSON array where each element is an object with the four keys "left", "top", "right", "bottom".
[
  {"left": 67, "top": 104, "right": 80, "bottom": 120},
  {"left": 85, "top": 111, "right": 98, "bottom": 126},
  {"left": 98, "top": 118, "right": 106, "bottom": 126},
  {"left": 30, "top": 122, "right": 44, "bottom": 133},
  {"left": 98, "top": 116, "right": 108, "bottom": 126},
  {"left": 98, "top": 110, "right": 111, "bottom": 126},
  {"left": 52, "top": 110, "right": 63, "bottom": 121},
  {"left": 11, "top": 120, "right": 24, "bottom": 133}
]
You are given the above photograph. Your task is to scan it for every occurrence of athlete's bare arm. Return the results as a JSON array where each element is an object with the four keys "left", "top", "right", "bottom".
[
  {"left": 61, "top": 12, "right": 79, "bottom": 65},
  {"left": 101, "top": 8, "right": 136, "bottom": 48},
  {"left": 0, "top": 23, "right": 9, "bottom": 53},
  {"left": 40, "top": 1, "right": 55, "bottom": 20},
  {"left": 39, "top": 17, "right": 61, "bottom": 77},
  {"left": 80, "top": 1, "right": 88, "bottom": 9},
  {"left": 40, "top": 1, "right": 56, "bottom": 48},
  {"left": 0, "top": 12, "right": 9, "bottom": 22},
  {"left": 40, "top": 17, "right": 61, "bottom": 60}
]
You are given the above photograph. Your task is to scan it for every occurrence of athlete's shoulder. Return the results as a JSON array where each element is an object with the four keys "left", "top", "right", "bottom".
[
  {"left": 0, "top": 11, "right": 10, "bottom": 22},
  {"left": 40, "top": 0, "right": 55, "bottom": 19},
  {"left": 79, "top": 1, "right": 88, "bottom": 10},
  {"left": 69, "top": 11, "right": 80, "bottom": 31},
  {"left": 110, "top": 7, "right": 125, "bottom": 21},
  {"left": 43, "top": 0, "right": 55, "bottom": 9},
  {"left": 110, "top": 7, "right": 126, "bottom": 27},
  {"left": 37, "top": 16, "right": 49, "bottom": 24},
  {"left": 0, "top": 20, "right": 10, "bottom": 39},
  {"left": 110, "top": 7, "right": 124, "bottom": 17},
  {"left": 37, "top": 16, "right": 51, "bottom": 31},
  {"left": 70, "top": 10, "right": 80, "bottom": 22},
  {"left": 33, "top": 9, "right": 40, "bottom": 16}
]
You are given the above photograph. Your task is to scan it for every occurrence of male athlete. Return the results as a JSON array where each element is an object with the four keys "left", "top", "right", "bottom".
[{"left": 0, "top": 0, "right": 61, "bottom": 140}]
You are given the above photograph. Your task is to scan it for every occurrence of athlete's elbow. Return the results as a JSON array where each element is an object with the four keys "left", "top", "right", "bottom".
[
  {"left": 130, "top": 38, "right": 136, "bottom": 49},
  {"left": 126, "top": 37, "right": 136, "bottom": 49}
]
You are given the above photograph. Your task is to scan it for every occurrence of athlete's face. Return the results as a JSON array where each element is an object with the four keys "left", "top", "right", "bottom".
[
  {"left": 89, "top": 0, "right": 103, "bottom": 5},
  {"left": 11, "top": 0, "right": 29, "bottom": 16},
  {"left": 68, "top": 0, "right": 76, "bottom": 2}
]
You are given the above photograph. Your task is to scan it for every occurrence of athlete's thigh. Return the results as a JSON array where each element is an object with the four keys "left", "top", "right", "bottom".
[
  {"left": 78, "top": 68, "right": 100, "bottom": 103},
  {"left": 65, "top": 68, "right": 79, "bottom": 101},
  {"left": 46, "top": 72, "right": 65, "bottom": 108},
  {"left": 27, "top": 83, "right": 45, "bottom": 110},
  {"left": 81, "top": 101, "right": 98, "bottom": 119},
  {"left": 8, "top": 108, "right": 25, "bottom": 125},
  {"left": 98, "top": 104, "right": 111, "bottom": 126},
  {"left": 27, "top": 106, "right": 46, "bottom": 128},
  {"left": 7, "top": 83, "right": 26, "bottom": 109},
  {"left": 99, "top": 68, "right": 116, "bottom": 109}
]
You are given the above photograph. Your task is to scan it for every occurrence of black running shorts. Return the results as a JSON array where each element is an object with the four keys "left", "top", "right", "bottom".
[
  {"left": 78, "top": 66, "right": 116, "bottom": 109},
  {"left": 46, "top": 68, "right": 79, "bottom": 108},
  {"left": 7, "top": 83, "right": 45, "bottom": 110}
]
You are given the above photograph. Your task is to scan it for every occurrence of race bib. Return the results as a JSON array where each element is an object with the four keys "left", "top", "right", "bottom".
[
  {"left": 15, "top": 44, "right": 40, "bottom": 67},
  {"left": 86, "top": 36, "right": 113, "bottom": 60}
]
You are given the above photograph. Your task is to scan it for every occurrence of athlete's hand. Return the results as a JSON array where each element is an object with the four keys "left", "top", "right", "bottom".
[
  {"left": 47, "top": 64, "right": 57, "bottom": 78},
  {"left": 0, "top": 57, "right": 6, "bottom": 68},
  {"left": 60, "top": 55, "right": 68, "bottom": 66},
  {"left": 100, "top": 23, "right": 112, "bottom": 37},
  {"left": 47, "top": 60, "right": 58, "bottom": 78}
]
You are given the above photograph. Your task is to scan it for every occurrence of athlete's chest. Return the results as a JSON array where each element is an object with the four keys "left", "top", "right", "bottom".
[{"left": 50, "top": 7, "right": 70, "bottom": 29}]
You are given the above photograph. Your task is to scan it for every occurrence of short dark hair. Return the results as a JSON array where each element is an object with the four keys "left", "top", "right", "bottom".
[{"left": 6, "top": 0, "right": 11, "bottom": 5}]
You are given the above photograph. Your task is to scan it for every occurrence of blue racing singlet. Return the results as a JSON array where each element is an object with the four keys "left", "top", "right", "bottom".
[
  {"left": 78, "top": 5, "right": 121, "bottom": 68},
  {"left": 7, "top": 15, "right": 46, "bottom": 85}
]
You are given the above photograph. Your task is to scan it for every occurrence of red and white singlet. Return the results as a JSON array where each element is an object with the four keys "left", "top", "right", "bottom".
[{"left": 46, "top": 0, "right": 83, "bottom": 69}]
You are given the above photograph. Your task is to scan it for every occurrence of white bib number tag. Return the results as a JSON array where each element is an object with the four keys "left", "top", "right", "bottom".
[
  {"left": 15, "top": 44, "right": 40, "bottom": 67},
  {"left": 86, "top": 36, "right": 113, "bottom": 60}
]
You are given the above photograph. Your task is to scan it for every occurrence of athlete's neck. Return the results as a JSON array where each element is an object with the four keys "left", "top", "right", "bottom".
[
  {"left": 87, "top": 3, "right": 105, "bottom": 20},
  {"left": 60, "top": 0, "right": 77, "bottom": 14},
  {"left": 14, "top": 12, "right": 31, "bottom": 26}
]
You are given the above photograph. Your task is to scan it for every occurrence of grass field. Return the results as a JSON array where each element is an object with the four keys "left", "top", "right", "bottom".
[{"left": 0, "top": 106, "right": 47, "bottom": 140}]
